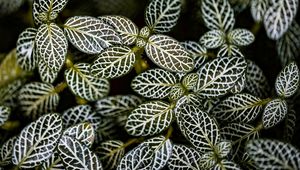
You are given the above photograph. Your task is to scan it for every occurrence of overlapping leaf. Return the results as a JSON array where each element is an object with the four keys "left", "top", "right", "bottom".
[
  {"left": 91, "top": 46, "right": 136, "bottom": 79},
  {"left": 228, "top": 29, "right": 255, "bottom": 46},
  {"left": 230, "top": 73, "right": 246, "bottom": 94},
  {"left": 213, "top": 160, "right": 241, "bottom": 170},
  {"left": 216, "top": 141, "right": 231, "bottom": 158},
  {"left": 12, "top": 113, "right": 62, "bottom": 168},
  {"left": 58, "top": 135, "right": 103, "bottom": 170},
  {"left": 0, "top": 105, "right": 10, "bottom": 126},
  {"left": 16, "top": 28, "right": 37, "bottom": 71},
  {"left": 250, "top": 0, "right": 269, "bottom": 22},
  {"left": 65, "top": 63, "right": 110, "bottom": 101},
  {"left": 169, "top": 84, "right": 185, "bottom": 101},
  {"left": 0, "top": 136, "right": 17, "bottom": 166},
  {"left": 42, "top": 152, "right": 64, "bottom": 170},
  {"left": 18, "top": 82, "right": 59, "bottom": 119},
  {"left": 182, "top": 73, "right": 199, "bottom": 91},
  {"left": 246, "top": 139, "right": 300, "bottom": 169},
  {"left": 275, "top": 62, "right": 300, "bottom": 98},
  {"left": 196, "top": 57, "right": 247, "bottom": 98},
  {"left": 125, "top": 100, "right": 173, "bottom": 136},
  {"left": 99, "top": 15, "right": 138, "bottom": 45},
  {"left": 96, "top": 118, "right": 119, "bottom": 142},
  {"left": 38, "top": 59, "right": 59, "bottom": 84},
  {"left": 145, "top": 0, "right": 181, "bottom": 33},
  {"left": 131, "top": 68, "right": 177, "bottom": 99},
  {"left": 200, "top": 30, "right": 225, "bottom": 49},
  {"left": 217, "top": 44, "right": 244, "bottom": 58},
  {"left": 263, "top": 98, "right": 288, "bottom": 128},
  {"left": 145, "top": 35, "right": 194, "bottom": 73},
  {"left": 0, "top": 79, "right": 23, "bottom": 108},
  {"left": 181, "top": 41, "right": 208, "bottom": 69},
  {"left": 64, "top": 16, "right": 121, "bottom": 54},
  {"left": 284, "top": 109, "right": 296, "bottom": 142}
]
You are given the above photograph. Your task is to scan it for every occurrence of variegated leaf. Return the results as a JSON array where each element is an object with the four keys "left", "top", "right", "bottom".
[
  {"left": 146, "top": 34, "right": 194, "bottom": 73},
  {"left": 38, "top": 59, "right": 59, "bottom": 84},
  {"left": 167, "top": 144, "right": 201, "bottom": 170},
  {"left": 251, "top": 0, "right": 269, "bottom": 22},
  {"left": 145, "top": 0, "right": 181, "bottom": 33},
  {"left": 200, "top": 30, "right": 226, "bottom": 49},
  {"left": 178, "top": 104, "right": 220, "bottom": 153},
  {"left": 0, "top": 79, "right": 23, "bottom": 108},
  {"left": 90, "top": 45, "right": 135, "bottom": 79},
  {"left": 125, "top": 100, "right": 173, "bottom": 136},
  {"left": 275, "top": 62, "right": 300, "bottom": 98},
  {"left": 230, "top": 73, "right": 246, "bottom": 94},
  {"left": 35, "top": 23, "right": 68, "bottom": 72},
  {"left": 96, "top": 140, "right": 125, "bottom": 170},
  {"left": 228, "top": 29, "right": 255, "bottom": 46},
  {"left": 196, "top": 57, "right": 247, "bottom": 98},
  {"left": 216, "top": 141, "right": 232, "bottom": 158},
  {"left": 96, "top": 118, "right": 119, "bottom": 142},
  {"left": 182, "top": 73, "right": 199, "bottom": 91},
  {"left": 0, "top": 136, "right": 17, "bottom": 166},
  {"left": 201, "top": 0, "right": 235, "bottom": 32},
  {"left": 169, "top": 84, "right": 185, "bottom": 101},
  {"left": 18, "top": 82, "right": 59, "bottom": 119},
  {"left": 0, "top": 0, "right": 23, "bottom": 15},
  {"left": 264, "top": 0, "right": 299, "bottom": 40},
  {"left": 0, "top": 105, "right": 10, "bottom": 126},
  {"left": 283, "top": 109, "right": 296, "bottom": 142},
  {"left": 217, "top": 44, "right": 244, "bottom": 58},
  {"left": 202, "top": 97, "right": 220, "bottom": 114},
  {"left": 246, "top": 139, "right": 300, "bottom": 169},
  {"left": 199, "top": 152, "right": 216, "bottom": 169},
  {"left": 42, "top": 152, "right": 64, "bottom": 170},
  {"left": 99, "top": 15, "right": 138, "bottom": 45},
  {"left": 12, "top": 113, "right": 62, "bottom": 168},
  {"left": 263, "top": 98, "right": 288, "bottom": 129},
  {"left": 131, "top": 68, "right": 177, "bottom": 99},
  {"left": 16, "top": 28, "right": 37, "bottom": 71},
  {"left": 181, "top": 41, "right": 208, "bottom": 69},
  {"left": 65, "top": 63, "right": 110, "bottom": 101},
  {"left": 64, "top": 16, "right": 121, "bottom": 54},
  {"left": 212, "top": 93, "right": 263, "bottom": 123},
  {"left": 229, "top": 0, "right": 250, "bottom": 12},
  {"left": 213, "top": 160, "right": 241, "bottom": 170},
  {"left": 58, "top": 135, "right": 103, "bottom": 170},
  {"left": 174, "top": 94, "right": 202, "bottom": 117}
]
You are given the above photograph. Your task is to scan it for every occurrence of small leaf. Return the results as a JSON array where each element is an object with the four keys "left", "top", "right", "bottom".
[
  {"left": 228, "top": 28, "right": 255, "bottom": 46},
  {"left": 16, "top": 28, "right": 37, "bottom": 71},
  {"left": 217, "top": 44, "right": 244, "bottom": 58},
  {"left": 200, "top": 30, "right": 226, "bottom": 49},
  {"left": 65, "top": 63, "right": 110, "bottom": 101},
  {"left": 213, "top": 160, "right": 241, "bottom": 170},
  {"left": 0, "top": 105, "right": 10, "bottom": 126},
  {"left": 38, "top": 59, "right": 59, "bottom": 84},
  {"left": 262, "top": 98, "right": 288, "bottom": 129},
  {"left": 12, "top": 113, "right": 63, "bottom": 168},
  {"left": 250, "top": 0, "right": 269, "bottom": 22},
  {"left": 58, "top": 135, "right": 103, "bottom": 170},
  {"left": 181, "top": 41, "right": 208, "bottom": 69},
  {"left": 125, "top": 100, "right": 173, "bottom": 136},
  {"left": 64, "top": 16, "right": 121, "bottom": 54},
  {"left": 145, "top": 0, "right": 181, "bottom": 33},
  {"left": 146, "top": 34, "right": 194, "bottom": 73},
  {"left": 131, "top": 68, "right": 177, "bottom": 99},
  {"left": 169, "top": 84, "right": 185, "bottom": 101},
  {"left": 182, "top": 73, "right": 199, "bottom": 91},
  {"left": 0, "top": 136, "right": 17, "bottom": 166},
  {"left": 90, "top": 46, "right": 135, "bottom": 79},
  {"left": 216, "top": 141, "right": 231, "bottom": 158},
  {"left": 275, "top": 62, "right": 300, "bottom": 98}
]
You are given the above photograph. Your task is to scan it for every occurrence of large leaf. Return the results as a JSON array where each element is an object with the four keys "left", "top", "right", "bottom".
[
  {"left": 64, "top": 16, "right": 121, "bottom": 54},
  {"left": 199, "top": 30, "right": 226, "bottom": 49},
  {"left": 42, "top": 152, "right": 64, "bottom": 170},
  {"left": 58, "top": 135, "right": 103, "bottom": 170},
  {"left": 131, "top": 68, "right": 177, "bottom": 99},
  {"left": 230, "top": 73, "right": 246, "bottom": 94},
  {"left": 201, "top": 0, "right": 235, "bottom": 32},
  {"left": 212, "top": 93, "right": 263, "bottom": 123},
  {"left": 262, "top": 98, "right": 288, "bottom": 129},
  {"left": 35, "top": 23, "right": 68, "bottom": 72},
  {"left": 195, "top": 57, "right": 247, "bottom": 98},
  {"left": 98, "top": 15, "right": 139, "bottom": 45},
  {"left": 228, "top": 28, "right": 255, "bottom": 46},
  {"left": 90, "top": 45, "right": 136, "bottom": 79},
  {"left": 145, "top": 0, "right": 181, "bottom": 33},
  {"left": 145, "top": 34, "right": 194, "bottom": 73},
  {"left": 0, "top": 105, "right": 10, "bottom": 126},
  {"left": 181, "top": 41, "right": 208, "bottom": 69},
  {"left": 0, "top": 136, "right": 17, "bottom": 166},
  {"left": 38, "top": 59, "right": 59, "bottom": 84},
  {"left": 95, "top": 95, "right": 143, "bottom": 117},
  {"left": 18, "top": 82, "right": 59, "bottom": 119},
  {"left": 65, "top": 63, "right": 110, "bottom": 101},
  {"left": 12, "top": 113, "right": 62, "bottom": 168},
  {"left": 16, "top": 28, "right": 37, "bottom": 71},
  {"left": 178, "top": 104, "right": 220, "bottom": 153},
  {"left": 125, "top": 100, "right": 173, "bottom": 136},
  {"left": 250, "top": 0, "right": 269, "bottom": 22},
  {"left": 246, "top": 139, "right": 300, "bottom": 169},
  {"left": 275, "top": 62, "right": 300, "bottom": 98},
  {"left": 167, "top": 144, "right": 201, "bottom": 170},
  {"left": 264, "top": 0, "right": 299, "bottom": 40}
]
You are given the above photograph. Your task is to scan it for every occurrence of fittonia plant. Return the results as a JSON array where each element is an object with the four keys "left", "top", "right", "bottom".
[{"left": 0, "top": 0, "right": 300, "bottom": 169}]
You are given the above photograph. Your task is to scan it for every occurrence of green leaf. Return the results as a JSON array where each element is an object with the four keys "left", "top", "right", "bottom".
[
  {"left": 12, "top": 113, "right": 63, "bottom": 168},
  {"left": 146, "top": 34, "right": 194, "bottom": 73},
  {"left": 213, "top": 160, "right": 241, "bottom": 170},
  {"left": 38, "top": 59, "right": 59, "bottom": 84},
  {"left": 0, "top": 136, "right": 17, "bottom": 166},
  {"left": 0, "top": 105, "right": 10, "bottom": 126},
  {"left": 96, "top": 140, "right": 125, "bottom": 170},
  {"left": 216, "top": 141, "right": 232, "bottom": 158},
  {"left": 42, "top": 152, "right": 64, "bottom": 170},
  {"left": 217, "top": 44, "right": 244, "bottom": 58},
  {"left": 182, "top": 73, "right": 199, "bottom": 91},
  {"left": 96, "top": 118, "right": 119, "bottom": 142},
  {"left": 169, "top": 84, "right": 185, "bottom": 101},
  {"left": 246, "top": 139, "right": 300, "bottom": 169},
  {"left": 145, "top": 0, "right": 181, "bottom": 33},
  {"left": 58, "top": 135, "right": 103, "bottom": 170},
  {"left": 167, "top": 144, "right": 201, "bottom": 170},
  {"left": 35, "top": 23, "right": 68, "bottom": 72},
  {"left": 262, "top": 98, "right": 288, "bottom": 129},
  {"left": 16, "top": 28, "right": 37, "bottom": 71},
  {"left": 18, "top": 82, "right": 59, "bottom": 119},
  {"left": 95, "top": 95, "right": 143, "bottom": 117},
  {"left": 90, "top": 45, "right": 136, "bottom": 79},
  {"left": 181, "top": 41, "right": 208, "bottom": 69},
  {"left": 174, "top": 94, "right": 202, "bottom": 115},
  {"left": 228, "top": 28, "right": 255, "bottom": 46},
  {"left": 230, "top": 73, "right": 246, "bottom": 94},
  {"left": 212, "top": 93, "right": 263, "bottom": 123},
  {"left": 98, "top": 15, "right": 139, "bottom": 45},
  {"left": 201, "top": 0, "right": 235, "bottom": 32},
  {"left": 200, "top": 30, "right": 226, "bottom": 49},
  {"left": 275, "top": 62, "right": 300, "bottom": 98},
  {"left": 250, "top": 0, "right": 268, "bottom": 22},
  {"left": 131, "top": 68, "right": 178, "bottom": 99},
  {"left": 125, "top": 100, "right": 173, "bottom": 136},
  {"left": 65, "top": 63, "right": 110, "bottom": 101},
  {"left": 64, "top": 16, "right": 121, "bottom": 54},
  {"left": 195, "top": 57, "right": 247, "bottom": 98}
]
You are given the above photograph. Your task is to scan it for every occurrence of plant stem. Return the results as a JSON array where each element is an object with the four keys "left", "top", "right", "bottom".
[
  {"left": 0, "top": 120, "right": 20, "bottom": 131},
  {"left": 76, "top": 96, "right": 88, "bottom": 105},
  {"left": 54, "top": 82, "right": 68, "bottom": 93},
  {"left": 251, "top": 22, "right": 262, "bottom": 36},
  {"left": 123, "top": 137, "right": 144, "bottom": 148},
  {"left": 257, "top": 97, "right": 272, "bottom": 106},
  {"left": 165, "top": 126, "right": 173, "bottom": 139}
]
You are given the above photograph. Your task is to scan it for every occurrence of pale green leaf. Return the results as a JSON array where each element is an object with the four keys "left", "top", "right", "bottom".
[
  {"left": 38, "top": 59, "right": 59, "bottom": 84},
  {"left": 228, "top": 28, "right": 255, "bottom": 46},
  {"left": 200, "top": 30, "right": 226, "bottom": 49},
  {"left": 263, "top": 98, "right": 288, "bottom": 129},
  {"left": 0, "top": 136, "right": 17, "bottom": 166}
]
